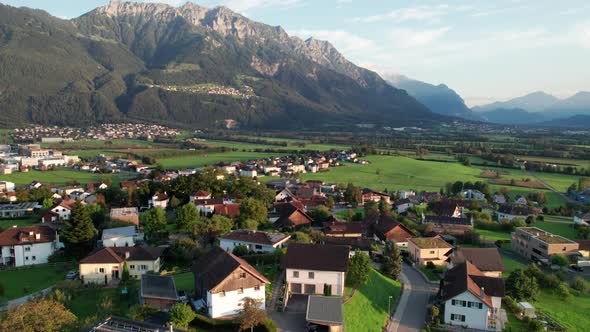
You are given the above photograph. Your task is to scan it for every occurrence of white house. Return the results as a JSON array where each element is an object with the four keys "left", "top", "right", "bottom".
[
  {"left": 497, "top": 204, "right": 535, "bottom": 222},
  {"left": 192, "top": 247, "right": 269, "bottom": 318},
  {"left": 101, "top": 226, "right": 144, "bottom": 247},
  {"left": 0, "top": 181, "right": 16, "bottom": 192},
  {"left": 441, "top": 261, "right": 506, "bottom": 331},
  {"left": 461, "top": 189, "right": 486, "bottom": 201},
  {"left": 574, "top": 213, "right": 590, "bottom": 226},
  {"left": 284, "top": 243, "right": 350, "bottom": 297},
  {"left": 0, "top": 225, "right": 61, "bottom": 267},
  {"left": 396, "top": 190, "right": 416, "bottom": 199},
  {"left": 43, "top": 199, "right": 77, "bottom": 223},
  {"left": 189, "top": 190, "right": 212, "bottom": 203},
  {"left": 79, "top": 246, "right": 163, "bottom": 284},
  {"left": 219, "top": 230, "right": 290, "bottom": 254},
  {"left": 240, "top": 169, "right": 258, "bottom": 178},
  {"left": 394, "top": 198, "right": 414, "bottom": 214},
  {"left": 149, "top": 192, "right": 169, "bottom": 209}
]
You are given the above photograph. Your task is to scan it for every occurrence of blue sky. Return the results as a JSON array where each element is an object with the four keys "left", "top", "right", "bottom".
[{"left": 3, "top": 0, "right": 590, "bottom": 106}]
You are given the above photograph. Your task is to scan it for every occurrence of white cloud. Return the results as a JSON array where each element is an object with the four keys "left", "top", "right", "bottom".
[
  {"left": 389, "top": 27, "right": 450, "bottom": 48},
  {"left": 355, "top": 5, "right": 450, "bottom": 23},
  {"left": 290, "top": 29, "right": 377, "bottom": 54},
  {"left": 572, "top": 21, "right": 590, "bottom": 48}
]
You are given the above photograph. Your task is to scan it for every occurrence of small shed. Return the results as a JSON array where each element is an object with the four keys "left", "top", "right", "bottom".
[
  {"left": 306, "top": 295, "right": 344, "bottom": 332},
  {"left": 517, "top": 302, "right": 536, "bottom": 318},
  {"left": 140, "top": 274, "right": 178, "bottom": 310}
]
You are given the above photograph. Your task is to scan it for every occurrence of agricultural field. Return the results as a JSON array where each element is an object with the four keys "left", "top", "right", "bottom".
[
  {"left": 157, "top": 151, "right": 275, "bottom": 169},
  {"left": 532, "top": 172, "right": 581, "bottom": 192},
  {"left": 0, "top": 168, "right": 133, "bottom": 186},
  {"left": 201, "top": 139, "right": 349, "bottom": 152},
  {"left": 534, "top": 289, "right": 590, "bottom": 332}
]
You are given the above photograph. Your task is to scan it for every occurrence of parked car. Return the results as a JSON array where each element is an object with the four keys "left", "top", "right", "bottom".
[
  {"left": 569, "top": 265, "right": 584, "bottom": 272},
  {"left": 66, "top": 270, "right": 79, "bottom": 280}
]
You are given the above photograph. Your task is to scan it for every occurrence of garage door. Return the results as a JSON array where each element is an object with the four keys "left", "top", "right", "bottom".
[
  {"left": 291, "top": 283, "right": 302, "bottom": 293},
  {"left": 304, "top": 284, "right": 316, "bottom": 294}
]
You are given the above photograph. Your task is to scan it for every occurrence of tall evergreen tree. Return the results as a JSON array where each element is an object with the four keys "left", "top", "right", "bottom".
[
  {"left": 381, "top": 241, "right": 402, "bottom": 280},
  {"left": 62, "top": 201, "right": 97, "bottom": 257}
]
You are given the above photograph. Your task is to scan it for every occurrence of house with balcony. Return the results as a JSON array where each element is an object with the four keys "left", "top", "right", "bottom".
[
  {"left": 0, "top": 225, "right": 61, "bottom": 267},
  {"left": 284, "top": 243, "right": 350, "bottom": 297},
  {"left": 511, "top": 227, "right": 579, "bottom": 263}
]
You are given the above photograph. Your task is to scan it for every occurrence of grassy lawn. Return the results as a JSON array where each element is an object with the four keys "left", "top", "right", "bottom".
[
  {"left": 157, "top": 151, "right": 274, "bottom": 169},
  {"left": 505, "top": 308, "right": 529, "bottom": 331},
  {"left": 476, "top": 228, "right": 512, "bottom": 241},
  {"left": 532, "top": 172, "right": 581, "bottom": 192},
  {"left": 500, "top": 253, "right": 527, "bottom": 276},
  {"left": 172, "top": 272, "right": 195, "bottom": 293},
  {"left": 0, "top": 168, "right": 133, "bottom": 186},
  {"left": 0, "top": 262, "right": 75, "bottom": 300},
  {"left": 534, "top": 289, "right": 590, "bottom": 332},
  {"left": 535, "top": 216, "right": 578, "bottom": 240},
  {"left": 344, "top": 269, "right": 401, "bottom": 332},
  {"left": 0, "top": 217, "right": 41, "bottom": 228},
  {"left": 418, "top": 266, "right": 446, "bottom": 281},
  {"left": 201, "top": 139, "right": 348, "bottom": 152},
  {"left": 67, "top": 283, "right": 139, "bottom": 320}
]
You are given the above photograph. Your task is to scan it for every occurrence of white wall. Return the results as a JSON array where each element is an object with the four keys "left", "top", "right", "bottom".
[
  {"left": 444, "top": 291, "right": 491, "bottom": 331},
  {"left": 286, "top": 268, "right": 345, "bottom": 296},
  {"left": 208, "top": 286, "right": 265, "bottom": 318},
  {"left": 0, "top": 242, "right": 55, "bottom": 267},
  {"left": 50, "top": 206, "right": 71, "bottom": 220},
  {"left": 219, "top": 239, "right": 277, "bottom": 253},
  {"left": 103, "top": 236, "right": 135, "bottom": 247}
]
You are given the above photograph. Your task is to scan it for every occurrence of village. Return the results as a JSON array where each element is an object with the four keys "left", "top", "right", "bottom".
[{"left": 0, "top": 140, "right": 589, "bottom": 332}]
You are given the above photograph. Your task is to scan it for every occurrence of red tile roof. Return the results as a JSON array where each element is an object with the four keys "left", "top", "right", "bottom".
[
  {"left": 213, "top": 203, "right": 241, "bottom": 218},
  {"left": 0, "top": 225, "right": 56, "bottom": 246},
  {"left": 80, "top": 246, "right": 163, "bottom": 264}
]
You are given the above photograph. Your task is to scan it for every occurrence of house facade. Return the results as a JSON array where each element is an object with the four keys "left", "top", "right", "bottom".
[
  {"left": 192, "top": 247, "right": 269, "bottom": 318},
  {"left": 149, "top": 192, "right": 169, "bottom": 209},
  {"left": 574, "top": 213, "right": 590, "bottom": 226},
  {"left": 0, "top": 225, "right": 61, "bottom": 267},
  {"left": 219, "top": 230, "right": 290, "bottom": 254},
  {"left": 0, "top": 202, "right": 37, "bottom": 218},
  {"left": 284, "top": 243, "right": 350, "bottom": 297},
  {"left": 80, "top": 246, "right": 162, "bottom": 284},
  {"left": 511, "top": 227, "right": 579, "bottom": 263},
  {"left": 408, "top": 237, "right": 453, "bottom": 266},
  {"left": 497, "top": 204, "right": 535, "bottom": 221},
  {"left": 101, "top": 226, "right": 143, "bottom": 247},
  {"left": 449, "top": 248, "right": 505, "bottom": 278}
]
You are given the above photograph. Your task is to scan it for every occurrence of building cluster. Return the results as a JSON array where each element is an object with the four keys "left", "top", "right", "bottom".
[
  {"left": 0, "top": 144, "right": 80, "bottom": 174},
  {"left": 147, "top": 83, "right": 255, "bottom": 99},
  {"left": 10, "top": 123, "right": 179, "bottom": 142}
]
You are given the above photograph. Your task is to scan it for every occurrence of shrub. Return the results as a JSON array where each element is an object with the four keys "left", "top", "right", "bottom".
[
  {"left": 426, "top": 261, "right": 435, "bottom": 269},
  {"left": 128, "top": 304, "right": 158, "bottom": 321},
  {"left": 571, "top": 276, "right": 588, "bottom": 293},
  {"left": 542, "top": 274, "right": 560, "bottom": 289},
  {"left": 232, "top": 245, "right": 249, "bottom": 257},
  {"left": 557, "top": 282, "right": 571, "bottom": 299}
]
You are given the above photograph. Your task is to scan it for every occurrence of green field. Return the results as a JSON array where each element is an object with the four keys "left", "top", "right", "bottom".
[
  {"left": 0, "top": 263, "right": 74, "bottom": 300},
  {"left": 0, "top": 168, "right": 133, "bottom": 186},
  {"left": 67, "top": 283, "right": 139, "bottom": 320},
  {"left": 536, "top": 216, "right": 578, "bottom": 239},
  {"left": 202, "top": 139, "right": 348, "bottom": 152},
  {"left": 157, "top": 151, "right": 274, "bottom": 169},
  {"left": 532, "top": 172, "right": 581, "bottom": 192},
  {"left": 173, "top": 272, "right": 195, "bottom": 293},
  {"left": 534, "top": 289, "right": 590, "bottom": 332},
  {"left": 476, "top": 228, "right": 512, "bottom": 241},
  {"left": 0, "top": 217, "right": 41, "bottom": 228},
  {"left": 500, "top": 254, "right": 527, "bottom": 276},
  {"left": 344, "top": 269, "right": 401, "bottom": 332}
]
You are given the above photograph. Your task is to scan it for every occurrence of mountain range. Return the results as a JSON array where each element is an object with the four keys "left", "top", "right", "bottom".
[{"left": 0, "top": 1, "right": 444, "bottom": 129}]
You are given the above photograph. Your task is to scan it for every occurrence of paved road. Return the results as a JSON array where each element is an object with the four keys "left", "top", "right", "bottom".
[{"left": 388, "top": 264, "right": 437, "bottom": 332}]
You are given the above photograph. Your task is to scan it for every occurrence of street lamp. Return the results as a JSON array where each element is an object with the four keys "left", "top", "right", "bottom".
[{"left": 388, "top": 295, "right": 393, "bottom": 316}]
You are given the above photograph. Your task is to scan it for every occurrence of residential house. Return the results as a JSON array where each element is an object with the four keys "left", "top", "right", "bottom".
[
  {"left": 461, "top": 189, "right": 486, "bottom": 201},
  {"left": 322, "top": 220, "right": 365, "bottom": 238},
  {"left": 421, "top": 215, "right": 473, "bottom": 236},
  {"left": 140, "top": 274, "right": 178, "bottom": 310},
  {"left": 191, "top": 247, "right": 269, "bottom": 318},
  {"left": 190, "top": 190, "right": 212, "bottom": 202},
  {"left": 284, "top": 243, "right": 350, "bottom": 296},
  {"left": 493, "top": 194, "right": 507, "bottom": 205},
  {"left": 367, "top": 214, "right": 414, "bottom": 246},
  {"left": 0, "top": 225, "right": 61, "bottom": 267},
  {"left": 408, "top": 237, "right": 453, "bottom": 266},
  {"left": 101, "top": 226, "right": 144, "bottom": 247},
  {"left": 429, "top": 200, "right": 463, "bottom": 218},
  {"left": 109, "top": 207, "right": 140, "bottom": 225},
  {"left": 149, "top": 192, "right": 169, "bottom": 209},
  {"left": 514, "top": 196, "right": 528, "bottom": 205},
  {"left": 0, "top": 181, "right": 16, "bottom": 192},
  {"left": 80, "top": 246, "right": 163, "bottom": 284},
  {"left": 219, "top": 230, "right": 290, "bottom": 254},
  {"left": 86, "top": 182, "right": 108, "bottom": 192},
  {"left": 0, "top": 202, "right": 37, "bottom": 218},
  {"left": 322, "top": 237, "right": 373, "bottom": 256},
  {"left": 43, "top": 198, "right": 76, "bottom": 223},
  {"left": 361, "top": 188, "right": 391, "bottom": 204},
  {"left": 449, "top": 248, "right": 505, "bottom": 277},
  {"left": 306, "top": 295, "right": 344, "bottom": 332},
  {"left": 511, "top": 227, "right": 579, "bottom": 263},
  {"left": 576, "top": 240, "right": 590, "bottom": 267},
  {"left": 274, "top": 188, "right": 296, "bottom": 202},
  {"left": 497, "top": 204, "right": 535, "bottom": 222},
  {"left": 574, "top": 213, "right": 590, "bottom": 226},
  {"left": 440, "top": 261, "right": 506, "bottom": 331},
  {"left": 213, "top": 203, "right": 241, "bottom": 219},
  {"left": 394, "top": 198, "right": 414, "bottom": 214},
  {"left": 396, "top": 190, "right": 416, "bottom": 199},
  {"left": 274, "top": 203, "right": 314, "bottom": 230}
]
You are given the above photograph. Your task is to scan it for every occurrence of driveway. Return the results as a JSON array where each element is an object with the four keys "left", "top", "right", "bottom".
[
  {"left": 389, "top": 263, "right": 437, "bottom": 332},
  {"left": 270, "top": 294, "right": 308, "bottom": 332}
]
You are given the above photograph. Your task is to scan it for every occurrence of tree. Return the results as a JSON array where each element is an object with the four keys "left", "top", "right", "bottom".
[
  {"left": 128, "top": 304, "right": 159, "bottom": 321},
  {"left": 551, "top": 254, "right": 569, "bottom": 267},
  {"left": 140, "top": 208, "right": 167, "bottom": 238},
  {"left": 170, "top": 237, "right": 202, "bottom": 263},
  {"left": 506, "top": 269, "right": 539, "bottom": 301},
  {"left": 42, "top": 198, "right": 54, "bottom": 209},
  {"left": 348, "top": 250, "right": 371, "bottom": 285},
  {"left": 194, "top": 215, "right": 234, "bottom": 245},
  {"left": 557, "top": 282, "right": 571, "bottom": 299},
  {"left": 233, "top": 245, "right": 249, "bottom": 256},
  {"left": 308, "top": 205, "right": 331, "bottom": 224},
  {"left": 238, "top": 198, "right": 267, "bottom": 227},
  {"left": 62, "top": 201, "right": 97, "bottom": 257},
  {"left": 291, "top": 231, "right": 312, "bottom": 243},
  {"left": 379, "top": 196, "right": 391, "bottom": 215},
  {"left": 364, "top": 200, "right": 379, "bottom": 216},
  {"left": 381, "top": 241, "right": 402, "bottom": 280},
  {"left": 325, "top": 196, "right": 335, "bottom": 209},
  {"left": 175, "top": 203, "right": 199, "bottom": 232},
  {"left": 169, "top": 303, "right": 196, "bottom": 330},
  {"left": 344, "top": 183, "right": 362, "bottom": 206},
  {"left": 571, "top": 276, "right": 588, "bottom": 293},
  {"left": 239, "top": 297, "right": 267, "bottom": 332},
  {"left": 169, "top": 195, "right": 181, "bottom": 209},
  {"left": 0, "top": 299, "right": 76, "bottom": 332},
  {"left": 121, "top": 262, "right": 130, "bottom": 282}
]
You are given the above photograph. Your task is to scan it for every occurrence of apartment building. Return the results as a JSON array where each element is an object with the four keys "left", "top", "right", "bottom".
[{"left": 511, "top": 227, "right": 579, "bottom": 263}]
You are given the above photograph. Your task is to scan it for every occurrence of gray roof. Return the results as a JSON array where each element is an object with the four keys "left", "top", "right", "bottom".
[
  {"left": 102, "top": 226, "right": 137, "bottom": 240},
  {"left": 0, "top": 202, "right": 38, "bottom": 211},
  {"left": 140, "top": 274, "right": 178, "bottom": 300},
  {"left": 306, "top": 295, "right": 344, "bottom": 325}
]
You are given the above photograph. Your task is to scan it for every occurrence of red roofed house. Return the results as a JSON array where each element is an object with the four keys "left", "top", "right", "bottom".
[
  {"left": 190, "top": 190, "right": 212, "bottom": 202},
  {"left": 273, "top": 202, "right": 313, "bottom": 230},
  {"left": 213, "top": 203, "right": 241, "bottom": 219},
  {"left": 0, "top": 225, "right": 61, "bottom": 267},
  {"left": 43, "top": 198, "right": 77, "bottom": 223},
  {"left": 366, "top": 214, "right": 414, "bottom": 246}
]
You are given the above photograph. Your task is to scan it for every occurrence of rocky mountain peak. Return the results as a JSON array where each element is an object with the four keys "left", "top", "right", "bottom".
[{"left": 98, "top": 1, "right": 174, "bottom": 17}]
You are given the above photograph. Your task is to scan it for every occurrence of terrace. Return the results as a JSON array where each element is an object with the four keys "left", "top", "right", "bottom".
[{"left": 518, "top": 227, "right": 576, "bottom": 244}]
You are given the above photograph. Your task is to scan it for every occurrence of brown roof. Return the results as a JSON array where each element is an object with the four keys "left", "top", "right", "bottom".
[
  {"left": 193, "top": 190, "right": 211, "bottom": 197},
  {"left": 0, "top": 225, "right": 56, "bottom": 246},
  {"left": 322, "top": 221, "right": 365, "bottom": 236},
  {"left": 423, "top": 215, "right": 472, "bottom": 226},
  {"left": 220, "top": 230, "right": 290, "bottom": 246},
  {"left": 409, "top": 237, "right": 452, "bottom": 249},
  {"left": 441, "top": 261, "right": 505, "bottom": 308},
  {"left": 451, "top": 248, "right": 505, "bottom": 272},
  {"left": 430, "top": 200, "right": 460, "bottom": 216},
  {"left": 323, "top": 237, "right": 373, "bottom": 251},
  {"left": 366, "top": 214, "right": 414, "bottom": 242},
  {"left": 194, "top": 198, "right": 225, "bottom": 206},
  {"left": 213, "top": 203, "right": 241, "bottom": 218},
  {"left": 576, "top": 240, "right": 590, "bottom": 251},
  {"left": 284, "top": 243, "right": 350, "bottom": 272},
  {"left": 498, "top": 204, "right": 535, "bottom": 216},
  {"left": 191, "top": 247, "right": 269, "bottom": 292},
  {"left": 275, "top": 203, "right": 313, "bottom": 228},
  {"left": 80, "top": 246, "right": 163, "bottom": 264},
  {"left": 274, "top": 199, "right": 305, "bottom": 212}
]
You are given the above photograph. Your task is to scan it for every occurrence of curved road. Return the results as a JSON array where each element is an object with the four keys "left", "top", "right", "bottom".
[{"left": 388, "top": 263, "right": 437, "bottom": 332}]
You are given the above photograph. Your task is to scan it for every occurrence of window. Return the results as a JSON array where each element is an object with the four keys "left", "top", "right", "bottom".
[
  {"left": 451, "top": 314, "right": 465, "bottom": 322},
  {"left": 25, "top": 256, "right": 29, "bottom": 260},
  {"left": 254, "top": 286, "right": 260, "bottom": 291},
  {"left": 238, "top": 288, "right": 244, "bottom": 294},
  {"left": 462, "top": 301, "right": 466, "bottom": 307},
  {"left": 25, "top": 247, "right": 31, "bottom": 252},
  {"left": 239, "top": 272, "right": 247, "bottom": 279},
  {"left": 140, "top": 265, "right": 148, "bottom": 270},
  {"left": 293, "top": 271, "right": 299, "bottom": 278},
  {"left": 478, "top": 303, "right": 483, "bottom": 309},
  {"left": 429, "top": 250, "right": 435, "bottom": 254},
  {"left": 99, "top": 268, "right": 105, "bottom": 273},
  {"left": 308, "top": 272, "right": 315, "bottom": 279},
  {"left": 452, "top": 299, "right": 457, "bottom": 305},
  {"left": 255, "top": 245, "right": 262, "bottom": 249},
  {"left": 32, "top": 256, "right": 36, "bottom": 260},
  {"left": 130, "top": 265, "right": 135, "bottom": 270}
]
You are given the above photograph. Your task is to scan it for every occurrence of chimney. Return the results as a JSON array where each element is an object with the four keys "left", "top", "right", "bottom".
[
  {"left": 480, "top": 287, "right": 485, "bottom": 298},
  {"left": 124, "top": 251, "right": 130, "bottom": 259}
]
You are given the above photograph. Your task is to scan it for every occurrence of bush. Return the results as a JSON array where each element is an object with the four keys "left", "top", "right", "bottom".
[
  {"left": 557, "top": 282, "right": 571, "bottom": 298},
  {"left": 426, "top": 261, "right": 435, "bottom": 269},
  {"left": 232, "top": 245, "right": 250, "bottom": 257},
  {"left": 254, "top": 317, "right": 278, "bottom": 332},
  {"left": 542, "top": 274, "right": 560, "bottom": 289},
  {"left": 571, "top": 276, "right": 588, "bottom": 293},
  {"left": 128, "top": 304, "right": 158, "bottom": 321}
]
